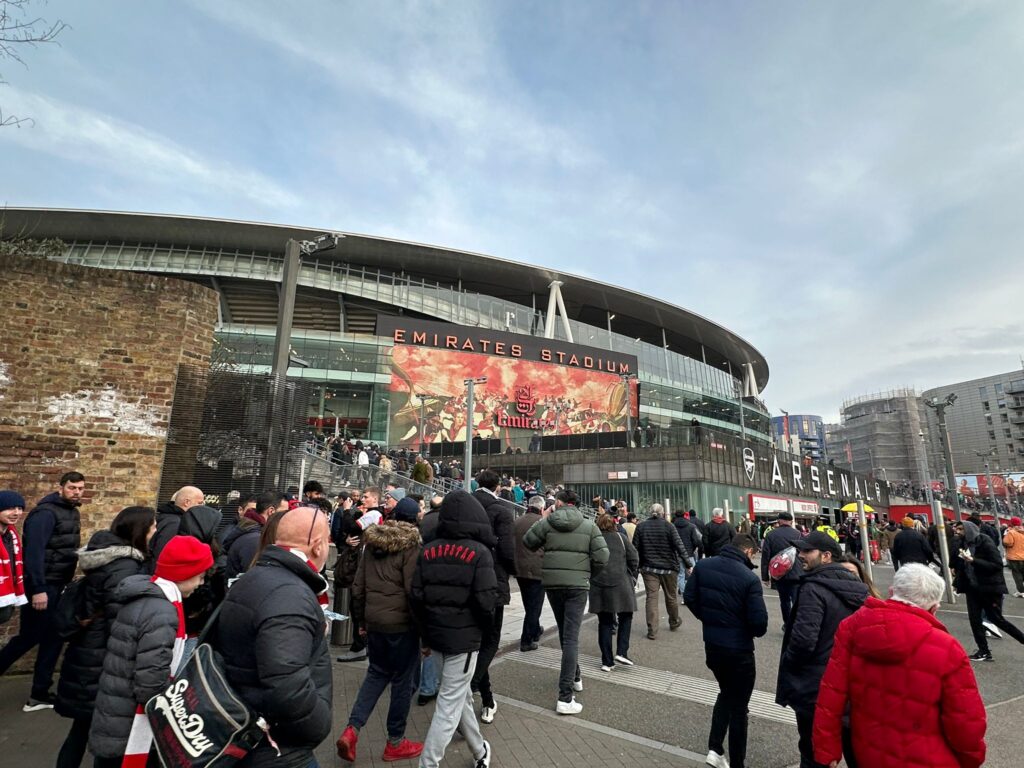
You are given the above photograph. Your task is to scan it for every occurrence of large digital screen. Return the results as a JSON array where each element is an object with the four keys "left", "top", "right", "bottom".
[
  {"left": 377, "top": 317, "right": 639, "bottom": 449},
  {"left": 956, "top": 473, "right": 1024, "bottom": 499}
]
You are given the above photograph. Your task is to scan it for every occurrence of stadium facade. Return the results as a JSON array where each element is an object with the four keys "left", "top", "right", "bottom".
[{"left": 2, "top": 208, "right": 771, "bottom": 448}]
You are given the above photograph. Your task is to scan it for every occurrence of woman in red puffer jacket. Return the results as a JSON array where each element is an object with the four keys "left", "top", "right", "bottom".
[{"left": 813, "top": 563, "right": 986, "bottom": 768}]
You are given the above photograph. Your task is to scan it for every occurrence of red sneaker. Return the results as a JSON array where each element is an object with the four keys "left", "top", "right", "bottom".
[
  {"left": 382, "top": 738, "right": 424, "bottom": 762},
  {"left": 336, "top": 725, "right": 358, "bottom": 762}
]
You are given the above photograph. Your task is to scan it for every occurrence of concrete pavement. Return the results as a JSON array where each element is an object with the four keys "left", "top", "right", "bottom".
[{"left": 2, "top": 562, "right": 1022, "bottom": 767}]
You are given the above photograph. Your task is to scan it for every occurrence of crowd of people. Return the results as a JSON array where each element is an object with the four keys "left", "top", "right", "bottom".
[{"left": 1, "top": 469, "right": 1022, "bottom": 768}]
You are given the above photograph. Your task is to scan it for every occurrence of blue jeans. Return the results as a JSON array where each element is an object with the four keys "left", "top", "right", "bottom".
[
  {"left": 347, "top": 630, "right": 420, "bottom": 739},
  {"left": 677, "top": 569, "right": 687, "bottom": 596},
  {"left": 420, "top": 650, "right": 440, "bottom": 697}
]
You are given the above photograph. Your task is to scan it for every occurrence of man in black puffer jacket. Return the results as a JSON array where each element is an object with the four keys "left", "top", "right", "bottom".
[
  {"left": 412, "top": 491, "right": 497, "bottom": 768},
  {"left": 775, "top": 531, "right": 868, "bottom": 768},
  {"left": 471, "top": 469, "right": 517, "bottom": 723},
  {"left": 891, "top": 518, "right": 936, "bottom": 571},
  {"left": 151, "top": 485, "right": 204, "bottom": 563},
  {"left": 218, "top": 506, "right": 333, "bottom": 768},
  {"left": 634, "top": 504, "right": 691, "bottom": 640},
  {"left": 222, "top": 490, "right": 288, "bottom": 583},
  {"left": 684, "top": 534, "right": 767, "bottom": 768},
  {"left": 0, "top": 471, "right": 84, "bottom": 710}
]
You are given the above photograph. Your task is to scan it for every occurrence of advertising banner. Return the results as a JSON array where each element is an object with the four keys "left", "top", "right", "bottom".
[
  {"left": 957, "top": 473, "right": 1024, "bottom": 499},
  {"left": 377, "top": 317, "right": 639, "bottom": 449}
]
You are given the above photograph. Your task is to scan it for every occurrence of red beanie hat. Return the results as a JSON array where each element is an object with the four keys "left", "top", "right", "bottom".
[
  {"left": 1012, "top": 517, "right": 1022, "bottom": 527},
  {"left": 155, "top": 535, "right": 214, "bottom": 582}
]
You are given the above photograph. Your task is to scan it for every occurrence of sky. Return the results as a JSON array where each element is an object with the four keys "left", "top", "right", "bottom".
[{"left": 3, "top": 0, "right": 1024, "bottom": 421}]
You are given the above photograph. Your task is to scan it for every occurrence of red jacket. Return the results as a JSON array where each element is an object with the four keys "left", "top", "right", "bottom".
[{"left": 813, "top": 597, "right": 986, "bottom": 768}]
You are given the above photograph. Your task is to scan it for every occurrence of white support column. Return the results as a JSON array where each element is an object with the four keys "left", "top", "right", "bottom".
[
  {"left": 553, "top": 282, "right": 575, "bottom": 342},
  {"left": 543, "top": 281, "right": 560, "bottom": 338}
]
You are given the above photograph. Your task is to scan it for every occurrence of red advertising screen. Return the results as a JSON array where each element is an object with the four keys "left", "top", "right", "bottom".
[{"left": 385, "top": 336, "right": 639, "bottom": 449}]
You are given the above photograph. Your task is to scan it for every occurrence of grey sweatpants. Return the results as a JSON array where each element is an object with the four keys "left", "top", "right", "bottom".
[{"left": 419, "top": 651, "right": 486, "bottom": 768}]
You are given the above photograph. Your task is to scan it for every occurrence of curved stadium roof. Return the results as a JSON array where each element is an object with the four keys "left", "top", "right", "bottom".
[{"left": 1, "top": 207, "right": 769, "bottom": 390}]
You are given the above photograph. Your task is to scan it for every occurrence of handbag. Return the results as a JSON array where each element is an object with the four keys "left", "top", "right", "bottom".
[{"left": 145, "top": 604, "right": 276, "bottom": 768}]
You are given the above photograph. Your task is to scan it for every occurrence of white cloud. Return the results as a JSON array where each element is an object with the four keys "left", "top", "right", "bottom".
[{"left": 0, "top": 89, "right": 300, "bottom": 209}]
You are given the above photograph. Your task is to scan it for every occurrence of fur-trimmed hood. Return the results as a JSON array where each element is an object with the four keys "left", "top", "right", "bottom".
[
  {"left": 78, "top": 530, "right": 146, "bottom": 572},
  {"left": 364, "top": 520, "right": 421, "bottom": 556}
]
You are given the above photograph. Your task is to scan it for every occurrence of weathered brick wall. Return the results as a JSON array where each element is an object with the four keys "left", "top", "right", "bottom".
[{"left": 0, "top": 252, "right": 218, "bottom": 657}]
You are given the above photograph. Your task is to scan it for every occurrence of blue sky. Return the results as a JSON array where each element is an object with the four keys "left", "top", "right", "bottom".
[{"left": 3, "top": 0, "right": 1024, "bottom": 420}]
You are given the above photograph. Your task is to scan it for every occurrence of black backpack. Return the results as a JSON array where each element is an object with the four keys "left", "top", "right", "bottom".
[{"left": 53, "top": 577, "right": 88, "bottom": 639}]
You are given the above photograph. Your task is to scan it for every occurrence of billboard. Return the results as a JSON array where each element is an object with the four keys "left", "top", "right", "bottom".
[
  {"left": 957, "top": 473, "right": 1024, "bottom": 499},
  {"left": 377, "top": 317, "right": 639, "bottom": 449}
]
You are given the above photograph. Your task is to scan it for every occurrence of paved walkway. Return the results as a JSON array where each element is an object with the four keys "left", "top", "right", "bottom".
[{"left": 3, "top": 566, "right": 1023, "bottom": 767}]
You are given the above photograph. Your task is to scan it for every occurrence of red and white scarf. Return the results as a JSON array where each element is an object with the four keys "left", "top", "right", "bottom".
[
  {"left": 0, "top": 526, "right": 27, "bottom": 609},
  {"left": 122, "top": 576, "right": 186, "bottom": 768},
  {"left": 281, "top": 547, "right": 329, "bottom": 609}
]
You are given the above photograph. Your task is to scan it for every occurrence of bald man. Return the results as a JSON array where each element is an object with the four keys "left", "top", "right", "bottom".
[
  {"left": 151, "top": 485, "right": 205, "bottom": 563},
  {"left": 218, "top": 505, "right": 334, "bottom": 766}
]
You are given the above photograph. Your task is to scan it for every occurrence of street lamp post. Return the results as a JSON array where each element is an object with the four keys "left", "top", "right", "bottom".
[
  {"left": 380, "top": 396, "right": 392, "bottom": 448},
  {"left": 463, "top": 377, "right": 487, "bottom": 484},
  {"left": 925, "top": 394, "right": 963, "bottom": 523},
  {"left": 918, "top": 430, "right": 935, "bottom": 507}
]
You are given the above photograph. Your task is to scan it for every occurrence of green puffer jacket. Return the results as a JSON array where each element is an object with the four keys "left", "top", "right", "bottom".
[{"left": 523, "top": 506, "right": 609, "bottom": 589}]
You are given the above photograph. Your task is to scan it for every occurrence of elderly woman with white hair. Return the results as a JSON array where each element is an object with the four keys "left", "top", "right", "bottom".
[{"left": 812, "top": 564, "right": 987, "bottom": 768}]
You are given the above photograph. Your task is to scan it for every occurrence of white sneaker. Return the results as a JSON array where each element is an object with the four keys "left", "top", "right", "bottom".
[
  {"left": 705, "top": 749, "right": 730, "bottom": 768},
  {"left": 614, "top": 654, "right": 635, "bottom": 666},
  {"left": 600, "top": 664, "right": 614, "bottom": 672},
  {"left": 573, "top": 677, "right": 583, "bottom": 692},
  {"left": 983, "top": 620, "right": 1003, "bottom": 638},
  {"left": 474, "top": 739, "right": 492, "bottom": 768},
  {"left": 556, "top": 698, "right": 583, "bottom": 715},
  {"left": 480, "top": 702, "right": 497, "bottom": 724}
]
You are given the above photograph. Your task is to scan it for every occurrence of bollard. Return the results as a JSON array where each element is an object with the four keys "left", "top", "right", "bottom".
[{"left": 331, "top": 586, "right": 354, "bottom": 646}]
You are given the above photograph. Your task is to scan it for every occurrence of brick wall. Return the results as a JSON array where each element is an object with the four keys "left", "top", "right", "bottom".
[{"left": 0, "top": 252, "right": 218, "bottom": 660}]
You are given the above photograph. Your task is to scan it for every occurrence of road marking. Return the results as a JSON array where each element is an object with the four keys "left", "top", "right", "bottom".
[
  {"left": 505, "top": 646, "right": 797, "bottom": 725},
  {"left": 492, "top": 693, "right": 709, "bottom": 764}
]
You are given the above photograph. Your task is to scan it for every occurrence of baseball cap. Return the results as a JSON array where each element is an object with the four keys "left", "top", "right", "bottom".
[{"left": 792, "top": 531, "right": 842, "bottom": 558}]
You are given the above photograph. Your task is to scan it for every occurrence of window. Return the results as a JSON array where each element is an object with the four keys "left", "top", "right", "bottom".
[
  {"left": 1005, "top": 429, "right": 1013, "bottom": 438},
  {"left": 1002, "top": 413, "right": 1009, "bottom": 423},
  {"left": 998, "top": 399, "right": 1006, "bottom": 409},
  {"left": 986, "top": 415, "right": 993, "bottom": 425},
  {"left": 982, "top": 401, "right": 990, "bottom": 410},
  {"left": 989, "top": 430, "right": 996, "bottom": 440},
  {"left": 996, "top": 383, "right": 1004, "bottom": 394},
  {"left": 980, "top": 386, "right": 989, "bottom": 397}
]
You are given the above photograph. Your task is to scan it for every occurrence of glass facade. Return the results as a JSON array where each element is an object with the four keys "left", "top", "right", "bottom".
[{"left": 49, "top": 239, "right": 770, "bottom": 444}]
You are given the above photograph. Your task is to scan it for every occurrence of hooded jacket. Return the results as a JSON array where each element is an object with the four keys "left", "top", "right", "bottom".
[
  {"left": 703, "top": 517, "right": 734, "bottom": 557},
  {"left": 684, "top": 544, "right": 768, "bottom": 652},
  {"left": 352, "top": 520, "right": 421, "bottom": 633},
  {"left": 672, "top": 514, "right": 702, "bottom": 560},
  {"left": 177, "top": 504, "right": 226, "bottom": 635},
  {"left": 22, "top": 491, "right": 81, "bottom": 591},
  {"left": 217, "top": 545, "right": 332, "bottom": 768},
  {"left": 223, "top": 516, "right": 262, "bottom": 582},
  {"left": 892, "top": 527, "right": 936, "bottom": 571},
  {"left": 523, "top": 505, "right": 609, "bottom": 589},
  {"left": 55, "top": 530, "right": 146, "bottom": 721},
  {"left": 813, "top": 598, "right": 986, "bottom": 768},
  {"left": 410, "top": 491, "right": 498, "bottom": 655},
  {"left": 150, "top": 499, "right": 184, "bottom": 563},
  {"left": 89, "top": 575, "right": 181, "bottom": 759},
  {"left": 955, "top": 521, "right": 1006, "bottom": 595},
  {"left": 775, "top": 563, "right": 869, "bottom": 708},
  {"left": 473, "top": 489, "right": 517, "bottom": 605}
]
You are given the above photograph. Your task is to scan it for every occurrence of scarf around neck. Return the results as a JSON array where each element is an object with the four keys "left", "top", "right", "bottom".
[{"left": 0, "top": 526, "right": 27, "bottom": 609}]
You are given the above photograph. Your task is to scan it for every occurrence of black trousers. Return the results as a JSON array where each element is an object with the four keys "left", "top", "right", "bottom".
[
  {"left": 0, "top": 585, "right": 64, "bottom": 698},
  {"left": 794, "top": 705, "right": 828, "bottom": 768},
  {"left": 56, "top": 716, "right": 91, "bottom": 768},
  {"left": 471, "top": 604, "right": 504, "bottom": 705},
  {"left": 966, "top": 590, "right": 1024, "bottom": 654},
  {"left": 517, "top": 577, "right": 545, "bottom": 646},
  {"left": 705, "top": 646, "right": 755, "bottom": 768}
]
